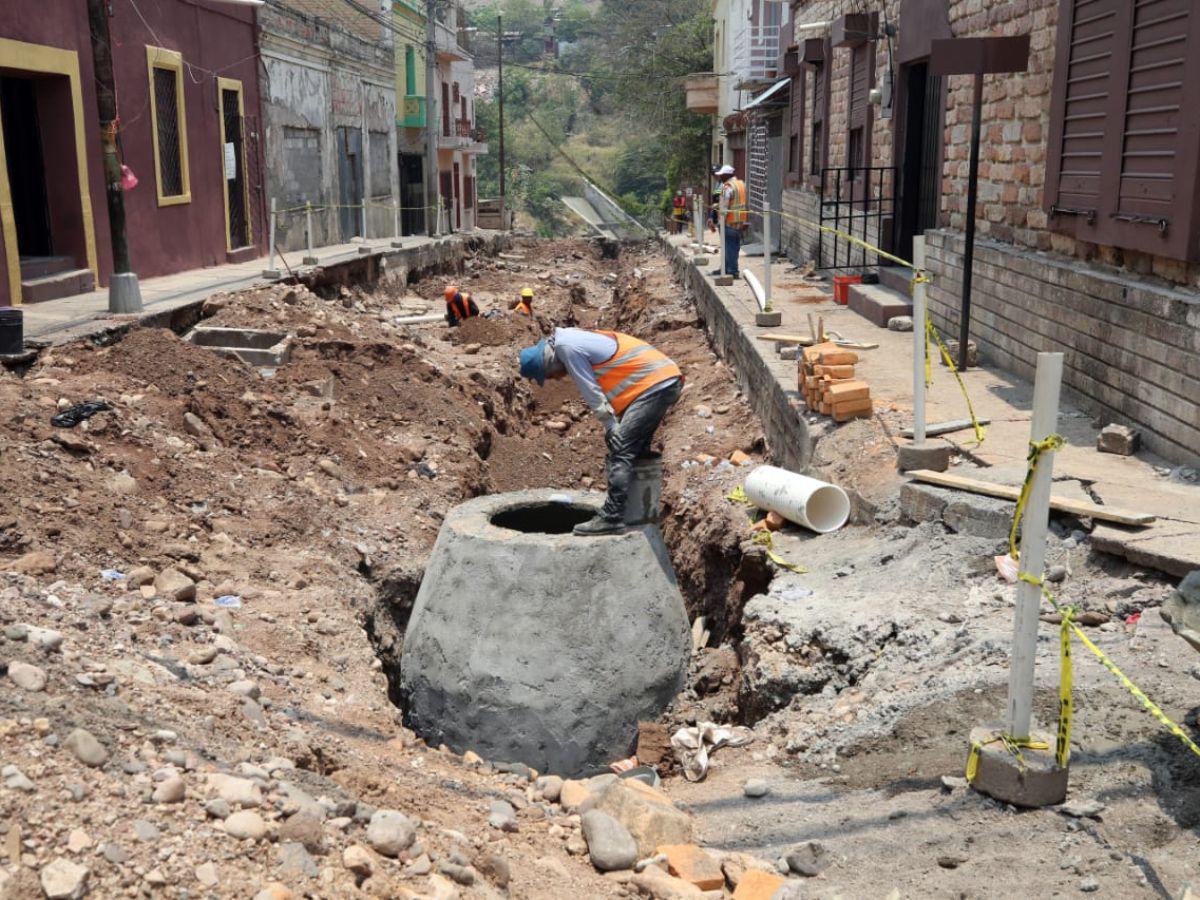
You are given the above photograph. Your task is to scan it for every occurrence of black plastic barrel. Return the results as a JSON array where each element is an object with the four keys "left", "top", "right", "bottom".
[{"left": 0, "top": 307, "right": 22, "bottom": 355}]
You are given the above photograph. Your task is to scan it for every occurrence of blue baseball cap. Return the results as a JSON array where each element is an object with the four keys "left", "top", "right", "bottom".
[{"left": 519, "top": 339, "right": 548, "bottom": 386}]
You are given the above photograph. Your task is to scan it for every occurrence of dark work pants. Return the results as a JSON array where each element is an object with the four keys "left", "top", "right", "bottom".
[
  {"left": 723, "top": 225, "right": 743, "bottom": 276},
  {"left": 600, "top": 380, "right": 683, "bottom": 521}
]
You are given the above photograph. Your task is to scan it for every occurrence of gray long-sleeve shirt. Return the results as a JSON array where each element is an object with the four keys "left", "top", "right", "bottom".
[{"left": 551, "top": 328, "right": 679, "bottom": 426}]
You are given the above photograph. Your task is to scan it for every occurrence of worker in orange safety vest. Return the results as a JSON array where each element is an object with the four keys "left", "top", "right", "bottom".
[
  {"left": 514, "top": 287, "right": 534, "bottom": 316},
  {"left": 709, "top": 164, "right": 747, "bottom": 278},
  {"left": 518, "top": 328, "right": 683, "bottom": 535},
  {"left": 444, "top": 285, "right": 479, "bottom": 326}
]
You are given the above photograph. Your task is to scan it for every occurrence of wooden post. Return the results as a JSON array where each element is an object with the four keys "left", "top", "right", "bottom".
[
  {"left": 1005, "top": 352, "right": 1063, "bottom": 740},
  {"left": 912, "top": 236, "right": 928, "bottom": 445}
]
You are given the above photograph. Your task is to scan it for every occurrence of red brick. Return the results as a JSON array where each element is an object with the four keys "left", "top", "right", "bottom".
[
  {"left": 658, "top": 844, "right": 724, "bottom": 892},
  {"left": 732, "top": 869, "right": 787, "bottom": 900}
]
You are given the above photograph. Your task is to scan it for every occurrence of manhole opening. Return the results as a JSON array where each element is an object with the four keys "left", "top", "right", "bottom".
[{"left": 490, "top": 503, "right": 595, "bottom": 534}]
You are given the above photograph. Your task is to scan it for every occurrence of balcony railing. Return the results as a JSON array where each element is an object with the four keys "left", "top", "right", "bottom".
[
  {"left": 733, "top": 24, "right": 781, "bottom": 89},
  {"left": 435, "top": 20, "right": 471, "bottom": 60},
  {"left": 438, "top": 121, "right": 488, "bottom": 152},
  {"left": 400, "top": 95, "right": 425, "bottom": 128}
]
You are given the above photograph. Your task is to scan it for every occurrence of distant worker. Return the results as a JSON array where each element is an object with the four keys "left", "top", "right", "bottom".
[
  {"left": 444, "top": 285, "right": 479, "bottom": 326},
  {"left": 708, "top": 166, "right": 722, "bottom": 230},
  {"left": 518, "top": 328, "right": 682, "bottom": 536},
  {"left": 514, "top": 287, "right": 534, "bottom": 316},
  {"left": 710, "top": 165, "right": 747, "bottom": 279},
  {"left": 671, "top": 191, "right": 687, "bottom": 234}
]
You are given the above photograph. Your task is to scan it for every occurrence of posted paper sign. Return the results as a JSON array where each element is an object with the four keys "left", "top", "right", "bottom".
[{"left": 224, "top": 143, "right": 237, "bottom": 181}]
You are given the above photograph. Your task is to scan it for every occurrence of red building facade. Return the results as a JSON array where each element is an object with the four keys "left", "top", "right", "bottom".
[{"left": 0, "top": 0, "right": 266, "bottom": 307}]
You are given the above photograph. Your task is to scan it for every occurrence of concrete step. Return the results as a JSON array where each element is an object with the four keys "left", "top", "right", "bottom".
[
  {"left": 20, "top": 268, "right": 95, "bottom": 304},
  {"left": 847, "top": 281, "right": 912, "bottom": 328},
  {"left": 19, "top": 255, "right": 75, "bottom": 280},
  {"left": 876, "top": 265, "right": 913, "bottom": 295}
]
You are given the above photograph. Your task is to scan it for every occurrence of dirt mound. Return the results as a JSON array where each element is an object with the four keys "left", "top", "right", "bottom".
[{"left": 448, "top": 313, "right": 541, "bottom": 347}]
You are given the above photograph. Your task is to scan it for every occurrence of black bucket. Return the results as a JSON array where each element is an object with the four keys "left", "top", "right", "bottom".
[{"left": 0, "top": 307, "right": 22, "bottom": 355}]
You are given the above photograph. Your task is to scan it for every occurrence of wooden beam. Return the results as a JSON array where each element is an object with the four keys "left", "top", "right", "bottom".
[
  {"left": 756, "top": 334, "right": 879, "bottom": 349},
  {"left": 906, "top": 470, "right": 1155, "bottom": 527}
]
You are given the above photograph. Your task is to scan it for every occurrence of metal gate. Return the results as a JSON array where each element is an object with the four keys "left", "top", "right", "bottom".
[
  {"left": 816, "top": 165, "right": 896, "bottom": 269},
  {"left": 221, "top": 86, "right": 249, "bottom": 251},
  {"left": 336, "top": 127, "right": 363, "bottom": 242}
]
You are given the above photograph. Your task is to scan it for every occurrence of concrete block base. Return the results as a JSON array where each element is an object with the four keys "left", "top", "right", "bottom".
[
  {"left": 390, "top": 239, "right": 405, "bottom": 249},
  {"left": 968, "top": 723, "right": 1068, "bottom": 807},
  {"left": 357, "top": 245, "right": 373, "bottom": 255},
  {"left": 261, "top": 269, "right": 282, "bottom": 279},
  {"left": 755, "top": 311, "right": 783, "bottom": 327},
  {"left": 848, "top": 283, "right": 912, "bottom": 327},
  {"left": 896, "top": 443, "right": 952, "bottom": 472},
  {"left": 301, "top": 256, "right": 319, "bottom": 267},
  {"left": 108, "top": 273, "right": 143, "bottom": 314},
  {"left": 692, "top": 256, "right": 709, "bottom": 266},
  {"left": 714, "top": 276, "right": 734, "bottom": 286}
]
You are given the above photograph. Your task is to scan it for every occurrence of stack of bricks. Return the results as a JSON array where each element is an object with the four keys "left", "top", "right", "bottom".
[{"left": 799, "top": 342, "right": 872, "bottom": 422}]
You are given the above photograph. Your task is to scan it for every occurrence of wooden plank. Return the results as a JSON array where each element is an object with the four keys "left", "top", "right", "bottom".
[
  {"left": 907, "top": 470, "right": 1156, "bottom": 527},
  {"left": 901, "top": 417, "right": 992, "bottom": 438},
  {"left": 757, "top": 334, "right": 879, "bottom": 350}
]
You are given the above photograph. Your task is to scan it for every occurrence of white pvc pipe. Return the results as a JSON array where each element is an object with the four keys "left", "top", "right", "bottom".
[
  {"left": 912, "top": 236, "right": 927, "bottom": 445},
  {"left": 762, "top": 200, "right": 772, "bottom": 312},
  {"left": 393, "top": 314, "right": 446, "bottom": 325},
  {"left": 1005, "top": 352, "right": 1063, "bottom": 741},
  {"left": 743, "top": 269, "right": 767, "bottom": 312},
  {"left": 744, "top": 465, "right": 850, "bottom": 534}
]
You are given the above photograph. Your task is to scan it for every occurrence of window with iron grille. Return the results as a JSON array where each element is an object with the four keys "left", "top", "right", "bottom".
[{"left": 147, "top": 47, "right": 191, "bottom": 205}]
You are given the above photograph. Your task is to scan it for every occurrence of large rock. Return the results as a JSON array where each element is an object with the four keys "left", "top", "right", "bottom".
[
  {"left": 39, "top": 858, "right": 89, "bottom": 899},
  {"left": 594, "top": 779, "right": 693, "bottom": 858},
  {"left": 365, "top": 810, "right": 415, "bottom": 857},
  {"left": 1161, "top": 570, "right": 1200, "bottom": 652},
  {"left": 64, "top": 729, "right": 108, "bottom": 767},
  {"left": 8, "top": 661, "right": 46, "bottom": 692},
  {"left": 581, "top": 810, "right": 637, "bottom": 872},
  {"left": 154, "top": 567, "right": 196, "bottom": 602},
  {"left": 400, "top": 490, "right": 692, "bottom": 775},
  {"left": 206, "top": 774, "right": 262, "bottom": 808}
]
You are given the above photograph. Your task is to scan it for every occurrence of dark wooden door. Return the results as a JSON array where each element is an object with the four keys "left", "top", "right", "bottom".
[
  {"left": 896, "top": 62, "right": 944, "bottom": 262},
  {"left": 221, "top": 87, "right": 249, "bottom": 251},
  {"left": 337, "top": 127, "right": 363, "bottom": 241}
]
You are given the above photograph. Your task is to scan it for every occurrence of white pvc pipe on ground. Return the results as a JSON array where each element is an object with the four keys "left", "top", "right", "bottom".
[
  {"left": 744, "top": 465, "right": 850, "bottom": 534},
  {"left": 393, "top": 314, "right": 446, "bottom": 325},
  {"left": 743, "top": 270, "right": 768, "bottom": 312},
  {"left": 912, "top": 235, "right": 927, "bottom": 445}
]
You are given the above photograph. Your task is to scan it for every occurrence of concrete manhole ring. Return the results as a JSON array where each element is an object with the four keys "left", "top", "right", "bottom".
[{"left": 399, "top": 489, "right": 692, "bottom": 775}]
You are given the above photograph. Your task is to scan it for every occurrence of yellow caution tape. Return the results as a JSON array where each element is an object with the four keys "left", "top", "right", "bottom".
[
  {"left": 751, "top": 529, "right": 808, "bottom": 574},
  {"left": 999, "top": 436, "right": 1200, "bottom": 768},
  {"left": 766, "top": 206, "right": 921, "bottom": 272},
  {"left": 966, "top": 732, "right": 1049, "bottom": 783},
  {"left": 1007, "top": 434, "right": 1064, "bottom": 560},
  {"left": 726, "top": 485, "right": 751, "bottom": 505},
  {"left": 924, "top": 316, "right": 987, "bottom": 445}
]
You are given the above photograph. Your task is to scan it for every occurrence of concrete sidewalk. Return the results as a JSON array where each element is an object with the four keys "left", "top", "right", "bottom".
[
  {"left": 664, "top": 233, "right": 1199, "bottom": 578},
  {"left": 16, "top": 233, "right": 463, "bottom": 346}
]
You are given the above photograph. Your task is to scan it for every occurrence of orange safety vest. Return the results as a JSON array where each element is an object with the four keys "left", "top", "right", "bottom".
[
  {"left": 723, "top": 178, "right": 748, "bottom": 226},
  {"left": 591, "top": 331, "right": 683, "bottom": 416},
  {"left": 515, "top": 299, "right": 532, "bottom": 316},
  {"left": 448, "top": 292, "right": 475, "bottom": 322}
]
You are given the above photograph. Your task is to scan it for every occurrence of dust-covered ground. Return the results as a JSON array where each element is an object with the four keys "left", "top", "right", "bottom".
[{"left": 2, "top": 236, "right": 1198, "bottom": 899}]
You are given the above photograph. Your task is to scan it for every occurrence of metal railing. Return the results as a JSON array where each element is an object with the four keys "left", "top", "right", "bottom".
[
  {"left": 816, "top": 166, "right": 896, "bottom": 270},
  {"left": 733, "top": 24, "right": 781, "bottom": 87}
]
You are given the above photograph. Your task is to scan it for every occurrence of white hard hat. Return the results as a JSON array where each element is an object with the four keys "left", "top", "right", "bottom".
[{"left": 717, "top": 165, "right": 736, "bottom": 176}]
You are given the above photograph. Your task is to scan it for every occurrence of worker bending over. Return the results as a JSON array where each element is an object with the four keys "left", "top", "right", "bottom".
[
  {"left": 518, "top": 328, "right": 682, "bottom": 535},
  {"left": 710, "top": 165, "right": 747, "bottom": 279},
  {"left": 444, "top": 285, "right": 479, "bottom": 326},
  {"left": 514, "top": 287, "right": 534, "bottom": 316}
]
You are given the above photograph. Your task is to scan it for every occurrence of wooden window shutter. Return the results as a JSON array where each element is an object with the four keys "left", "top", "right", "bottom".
[
  {"left": 809, "top": 40, "right": 831, "bottom": 177},
  {"left": 1045, "top": 0, "right": 1200, "bottom": 260},
  {"left": 789, "top": 66, "right": 805, "bottom": 180}
]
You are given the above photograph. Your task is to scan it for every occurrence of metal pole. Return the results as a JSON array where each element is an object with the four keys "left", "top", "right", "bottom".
[
  {"left": 959, "top": 72, "right": 984, "bottom": 371},
  {"left": 361, "top": 189, "right": 368, "bottom": 241},
  {"left": 392, "top": 199, "right": 402, "bottom": 247},
  {"left": 1005, "top": 352, "right": 1063, "bottom": 740},
  {"left": 425, "top": 0, "right": 440, "bottom": 236},
  {"left": 762, "top": 200, "right": 772, "bottom": 312},
  {"left": 303, "top": 201, "right": 318, "bottom": 266},
  {"left": 912, "top": 236, "right": 928, "bottom": 445},
  {"left": 497, "top": 13, "right": 506, "bottom": 209},
  {"left": 87, "top": 0, "right": 141, "bottom": 312}
]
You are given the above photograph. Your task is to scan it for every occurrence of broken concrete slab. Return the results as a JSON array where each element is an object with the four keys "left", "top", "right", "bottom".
[
  {"left": 1092, "top": 523, "right": 1200, "bottom": 579},
  {"left": 895, "top": 443, "right": 952, "bottom": 473},
  {"left": 185, "top": 327, "right": 292, "bottom": 367},
  {"left": 899, "top": 481, "right": 1012, "bottom": 539}
]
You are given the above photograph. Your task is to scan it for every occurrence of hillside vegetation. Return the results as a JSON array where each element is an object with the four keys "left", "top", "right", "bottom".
[{"left": 469, "top": 0, "right": 711, "bottom": 235}]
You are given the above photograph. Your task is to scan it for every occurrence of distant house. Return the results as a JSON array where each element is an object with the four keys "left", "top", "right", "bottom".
[
  {"left": 432, "top": 2, "right": 487, "bottom": 233},
  {"left": 0, "top": 0, "right": 264, "bottom": 306}
]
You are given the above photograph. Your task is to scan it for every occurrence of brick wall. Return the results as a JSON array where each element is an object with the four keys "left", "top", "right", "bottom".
[{"left": 924, "top": 229, "right": 1200, "bottom": 465}]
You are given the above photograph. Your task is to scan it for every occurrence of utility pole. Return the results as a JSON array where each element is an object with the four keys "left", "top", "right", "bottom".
[
  {"left": 86, "top": 0, "right": 142, "bottom": 312},
  {"left": 424, "top": 0, "right": 440, "bottom": 236},
  {"left": 497, "top": 12, "right": 506, "bottom": 219}
]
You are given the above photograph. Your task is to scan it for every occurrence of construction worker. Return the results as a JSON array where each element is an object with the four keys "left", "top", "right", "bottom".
[
  {"left": 444, "top": 285, "right": 479, "bottom": 326},
  {"left": 518, "top": 328, "right": 683, "bottom": 535},
  {"left": 514, "top": 287, "right": 534, "bottom": 316},
  {"left": 671, "top": 191, "right": 687, "bottom": 234},
  {"left": 711, "top": 165, "right": 748, "bottom": 278}
]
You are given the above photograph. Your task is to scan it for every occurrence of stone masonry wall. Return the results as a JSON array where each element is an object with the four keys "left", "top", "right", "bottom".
[{"left": 924, "top": 229, "right": 1200, "bottom": 465}]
